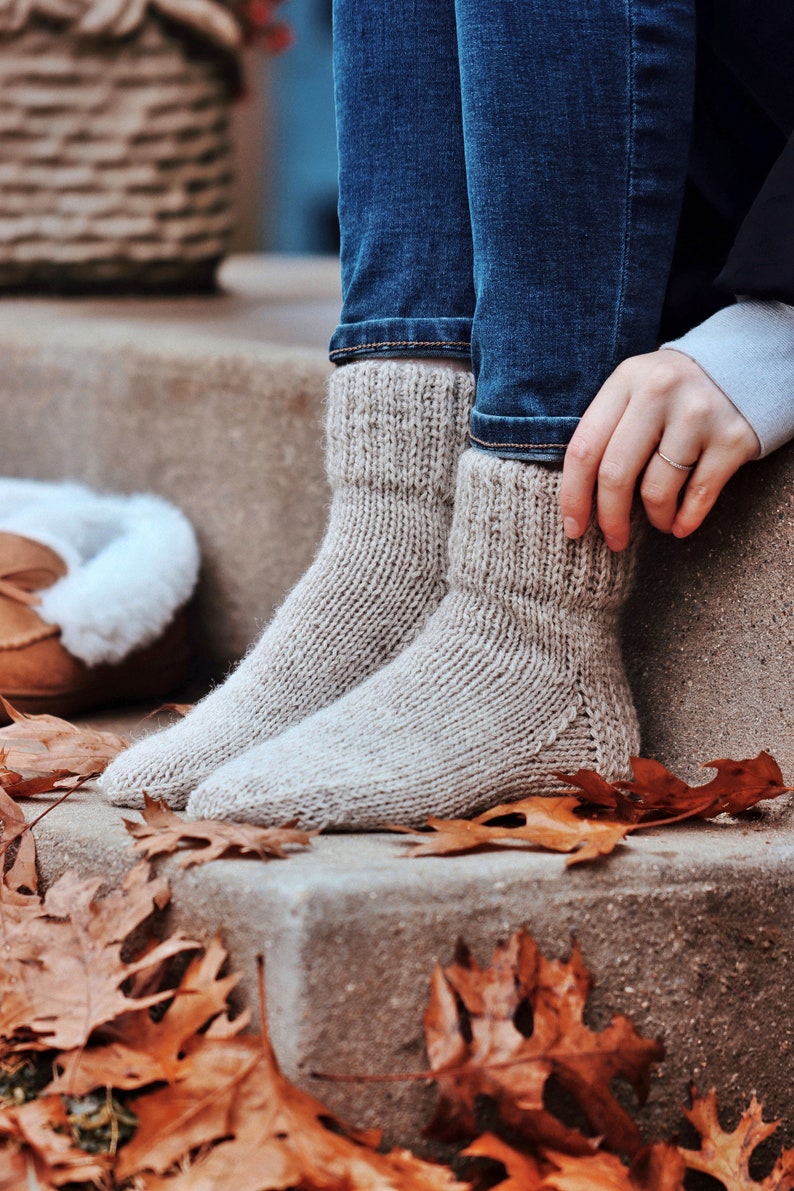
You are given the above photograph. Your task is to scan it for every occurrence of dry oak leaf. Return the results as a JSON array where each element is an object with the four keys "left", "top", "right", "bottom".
[
  {"left": 463, "top": 1136, "right": 686, "bottom": 1191},
  {"left": 424, "top": 930, "right": 664, "bottom": 1158},
  {"left": 124, "top": 793, "right": 315, "bottom": 867},
  {"left": 539, "top": 1144, "right": 687, "bottom": 1191},
  {"left": 0, "top": 861, "right": 198, "bottom": 1051},
  {"left": 0, "top": 784, "right": 38, "bottom": 902},
  {"left": 678, "top": 1087, "right": 794, "bottom": 1189},
  {"left": 462, "top": 1133, "right": 545, "bottom": 1189},
  {"left": 0, "top": 1094, "right": 108, "bottom": 1188},
  {"left": 0, "top": 696, "right": 127, "bottom": 775},
  {"left": 391, "top": 796, "right": 633, "bottom": 866},
  {"left": 117, "top": 1027, "right": 468, "bottom": 1190},
  {"left": 49, "top": 935, "right": 249, "bottom": 1096},
  {"left": 560, "top": 752, "right": 793, "bottom": 823}
]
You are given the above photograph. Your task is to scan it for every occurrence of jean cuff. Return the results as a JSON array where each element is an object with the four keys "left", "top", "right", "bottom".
[
  {"left": 329, "top": 317, "right": 472, "bottom": 364},
  {"left": 468, "top": 410, "right": 580, "bottom": 463}
]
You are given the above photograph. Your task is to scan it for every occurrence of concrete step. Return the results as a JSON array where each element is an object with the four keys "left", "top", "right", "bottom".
[{"left": 28, "top": 762, "right": 794, "bottom": 1155}]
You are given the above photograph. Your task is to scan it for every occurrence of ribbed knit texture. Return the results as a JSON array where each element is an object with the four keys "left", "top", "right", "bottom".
[
  {"left": 101, "top": 361, "right": 474, "bottom": 809},
  {"left": 186, "top": 450, "right": 640, "bottom": 829}
]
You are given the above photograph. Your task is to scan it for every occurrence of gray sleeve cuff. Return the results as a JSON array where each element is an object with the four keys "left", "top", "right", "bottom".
[{"left": 660, "top": 298, "right": 794, "bottom": 458}]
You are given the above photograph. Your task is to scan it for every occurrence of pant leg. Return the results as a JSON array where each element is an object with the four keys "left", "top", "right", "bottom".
[
  {"left": 328, "top": 0, "right": 475, "bottom": 365},
  {"left": 457, "top": 0, "right": 697, "bottom": 462}
]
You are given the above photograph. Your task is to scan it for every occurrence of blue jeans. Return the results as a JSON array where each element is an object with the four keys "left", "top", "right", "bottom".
[{"left": 328, "top": 0, "right": 696, "bottom": 462}]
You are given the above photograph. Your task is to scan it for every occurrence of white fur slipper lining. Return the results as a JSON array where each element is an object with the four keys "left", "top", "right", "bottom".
[{"left": 0, "top": 479, "right": 200, "bottom": 666}]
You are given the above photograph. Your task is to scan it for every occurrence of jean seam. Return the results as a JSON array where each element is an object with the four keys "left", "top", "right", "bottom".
[
  {"left": 330, "top": 338, "right": 471, "bottom": 358},
  {"left": 609, "top": 0, "right": 636, "bottom": 367},
  {"left": 469, "top": 432, "right": 568, "bottom": 450}
]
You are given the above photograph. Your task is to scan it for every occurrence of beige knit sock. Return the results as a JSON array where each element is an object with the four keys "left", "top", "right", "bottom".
[
  {"left": 186, "top": 449, "right": 641, "bottom": 829},
  {"left": 100, "top": 361, "right": 474, "bottom": 809}
]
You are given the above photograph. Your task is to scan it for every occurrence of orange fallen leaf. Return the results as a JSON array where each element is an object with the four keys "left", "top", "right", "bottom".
[
  {"left": 423, "top": 930, "right": 664, "bottom": 1158},
  {"left": 0, "top": 697, "right": 127, "bottom": 775},
  {"left": 49, "top": 936, "right": 249, "bottom": 1096},
  {"left": 0, "top": 862, "right": 196, "bottom": 1051},
  {"left": 117, "top": 993, "right": 468, "bottom": 1190},
  {"left": 678, "top": 1087, "right": 794, "bottom": 1189},
  {"left": 395, "top": 754, "right": 794, "bottom": 867},
  {"left": 0, "top": 1095, "right": 109, "bottom": 1188},
  {"left": 0, "top": 765, "right": 82, "bottom": 799},
  {"left": 391, "top": 796, "right": 633, "bottom": 865},
  {"left": 560, "top": 752, "right": 793, "bottom": 822},
  {"left": 146, "top": 702, "right": 194, "bottom": 719},
  {"left": 536, "top": 1144, "right": 687, "bottom": 1190},
  {"left": 463, "top": 1133, "right": 545, "bottom": 1188},
  {"left": 123, "top": 793, "right": 315, "bottom": 867},
  {"left": 0, "top": 785, "right": 38, "bottom": 901}
]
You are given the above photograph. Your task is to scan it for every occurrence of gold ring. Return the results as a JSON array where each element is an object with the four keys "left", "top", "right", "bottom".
[{"left": 656, "top": 449, "right": 696, "bottom": 473}]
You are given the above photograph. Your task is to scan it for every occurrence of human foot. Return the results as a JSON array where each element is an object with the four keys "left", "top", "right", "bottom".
[
  {"left": 186, "top": 450, "right": 640, "bottom": 829},
  {"left": 101, "top": 361, "right": 473, "bottom": 809}
]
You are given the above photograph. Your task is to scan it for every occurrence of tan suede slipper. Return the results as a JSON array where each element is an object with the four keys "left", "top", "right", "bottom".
[{"left": 0, "top": 532, "right": 190, "bottom": 722}]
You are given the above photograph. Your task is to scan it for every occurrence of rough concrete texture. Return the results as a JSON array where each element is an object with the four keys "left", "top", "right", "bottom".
[
  {"left": 623, "top": 440, "right": 794, "bottom": 782},
  {"left": 29, "top": 779, "right": 794, "bottom": 1156},
  {"left": 0, "top": 256, "right": 338, "bottom": 673}
]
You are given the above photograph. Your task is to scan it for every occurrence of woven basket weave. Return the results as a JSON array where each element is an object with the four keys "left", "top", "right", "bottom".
[{"left": 0, "top": 12, "right": 239, "bottom": 291}]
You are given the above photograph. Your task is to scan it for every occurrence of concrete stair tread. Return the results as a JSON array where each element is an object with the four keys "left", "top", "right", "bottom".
[
  {"left": 0, "top": 255, "right": 341, "bottom": 354},
  {"left": 26, "top": 737, "right": 794, "bottom": 1150}
]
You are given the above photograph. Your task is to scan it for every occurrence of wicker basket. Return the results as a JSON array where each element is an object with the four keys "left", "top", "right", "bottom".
[{"left": 0, "top": 6, "right": 240, "bottom": 291}]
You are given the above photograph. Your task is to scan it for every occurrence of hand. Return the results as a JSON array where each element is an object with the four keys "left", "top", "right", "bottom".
[{"left": 560, "top": 349, "right": 760, "bottom": 551}]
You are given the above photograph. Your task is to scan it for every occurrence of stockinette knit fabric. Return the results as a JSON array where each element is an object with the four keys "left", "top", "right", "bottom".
[
  {"left": 186, "top": 449, "right": 640, "bottom": 829},
  {"left": 101, "top": 360, "right": 474, "bottom": 809}
]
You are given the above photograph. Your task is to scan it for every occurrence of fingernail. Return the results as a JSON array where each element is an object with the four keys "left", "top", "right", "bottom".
[
  {"left": 563, "top": 517, "right": 579, "bottom": 537},
  {"left": 605, "top": 535, "right": 623, "bottom": 551}
]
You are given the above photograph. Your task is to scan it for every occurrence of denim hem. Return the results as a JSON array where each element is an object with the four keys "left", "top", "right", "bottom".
[
  {"left": 469, "top": 411, "right": 580, "bottom": 462},
  {"left": 329, "top": 317, "right": 472, "bottom": 364}
]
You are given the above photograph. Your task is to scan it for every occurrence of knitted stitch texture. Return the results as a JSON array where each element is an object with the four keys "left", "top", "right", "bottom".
[
  {"left": 101, "top": 361, "right": 474, "bottom": 809},
  {"left": 186, "top": 450, "right": 640, "bottom": 829}
]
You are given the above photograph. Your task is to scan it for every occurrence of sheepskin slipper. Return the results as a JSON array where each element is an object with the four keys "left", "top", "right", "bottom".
[{"left": 0, "top": 531, "right": 192, "bottom": 720}]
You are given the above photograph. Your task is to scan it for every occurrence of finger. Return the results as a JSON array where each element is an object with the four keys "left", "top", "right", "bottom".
[
  {"left": 671, "top": 448, "right": 744, "bottom": 538},
  {"left": 639, "top": 441, "right": 701, "bottom": 533},
  {"left": 594, "top": 405, "right": 666, "bottom": 550},
  {"left": 561, "top": 378, "right": 631, "bottom": 539}
]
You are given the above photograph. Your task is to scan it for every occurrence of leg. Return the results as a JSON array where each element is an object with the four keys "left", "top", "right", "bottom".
[
  {"left": 462, "top": 0, "right": 696, "bottom": 460},
  {"left": 188, "top": 0, "right": 698, "bottom": 829},
  {"left": 101, "top": 0, "right": 476, "bottom": 810}
]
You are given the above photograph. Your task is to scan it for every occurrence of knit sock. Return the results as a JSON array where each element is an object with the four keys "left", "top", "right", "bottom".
[
  {"left": 100, "top": 361, "right": 474, "bottom": 809},
  {"left": 185, "top": 449, "right": 640, "bottom": 829}
]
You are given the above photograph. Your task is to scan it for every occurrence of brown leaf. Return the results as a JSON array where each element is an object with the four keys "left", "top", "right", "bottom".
[
  {"left": 392, "top": 796, "right": 633, "bottom": 866},
  {"left": 423, "top": 930, "right": 664, "bottom": 1158},
  {"left": 0, "top": 861, "right": 197, "bottom": 1050},
  {"left": 541, "top": 1148, "right": 637, "bottom": 1190},
  {"left": 1, "top": 1095, "right": 108, "bottom": 1187},
  {"left": 118, "top": 1029, "right": 468, "bottom": 1190},
  {"left": 678, "top": 1087, "right": 794, "bottom": 1189},
  {"left": 463, "top": 1133, "right": 545, "bottom": 1189},
  {"left": 147, "top": 703, "right": 194, "bottom": 719},
  {"left": 560, "top": 752, "right": 793, "bottom": 823},
  {"left": 0, "top": 785, "right": 38, "bottom": 900},
  {"left": 0, "top": 697, "right": 127, "bottom": 775},
  {"left": 0, "top": 768, "right": 81, "bottom": 799},
  {"left": 539, "top": 1144, "right": 686, "bottom": 1190},
  {"left": 629, "top": 1143, "right": 688, "bottom": 1191},
  {"left": 49, "top": 936, "right": 248, "bottom": 1095},
  {"left": 124, "top": 793, "right": 315, "bottom": 867}
]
